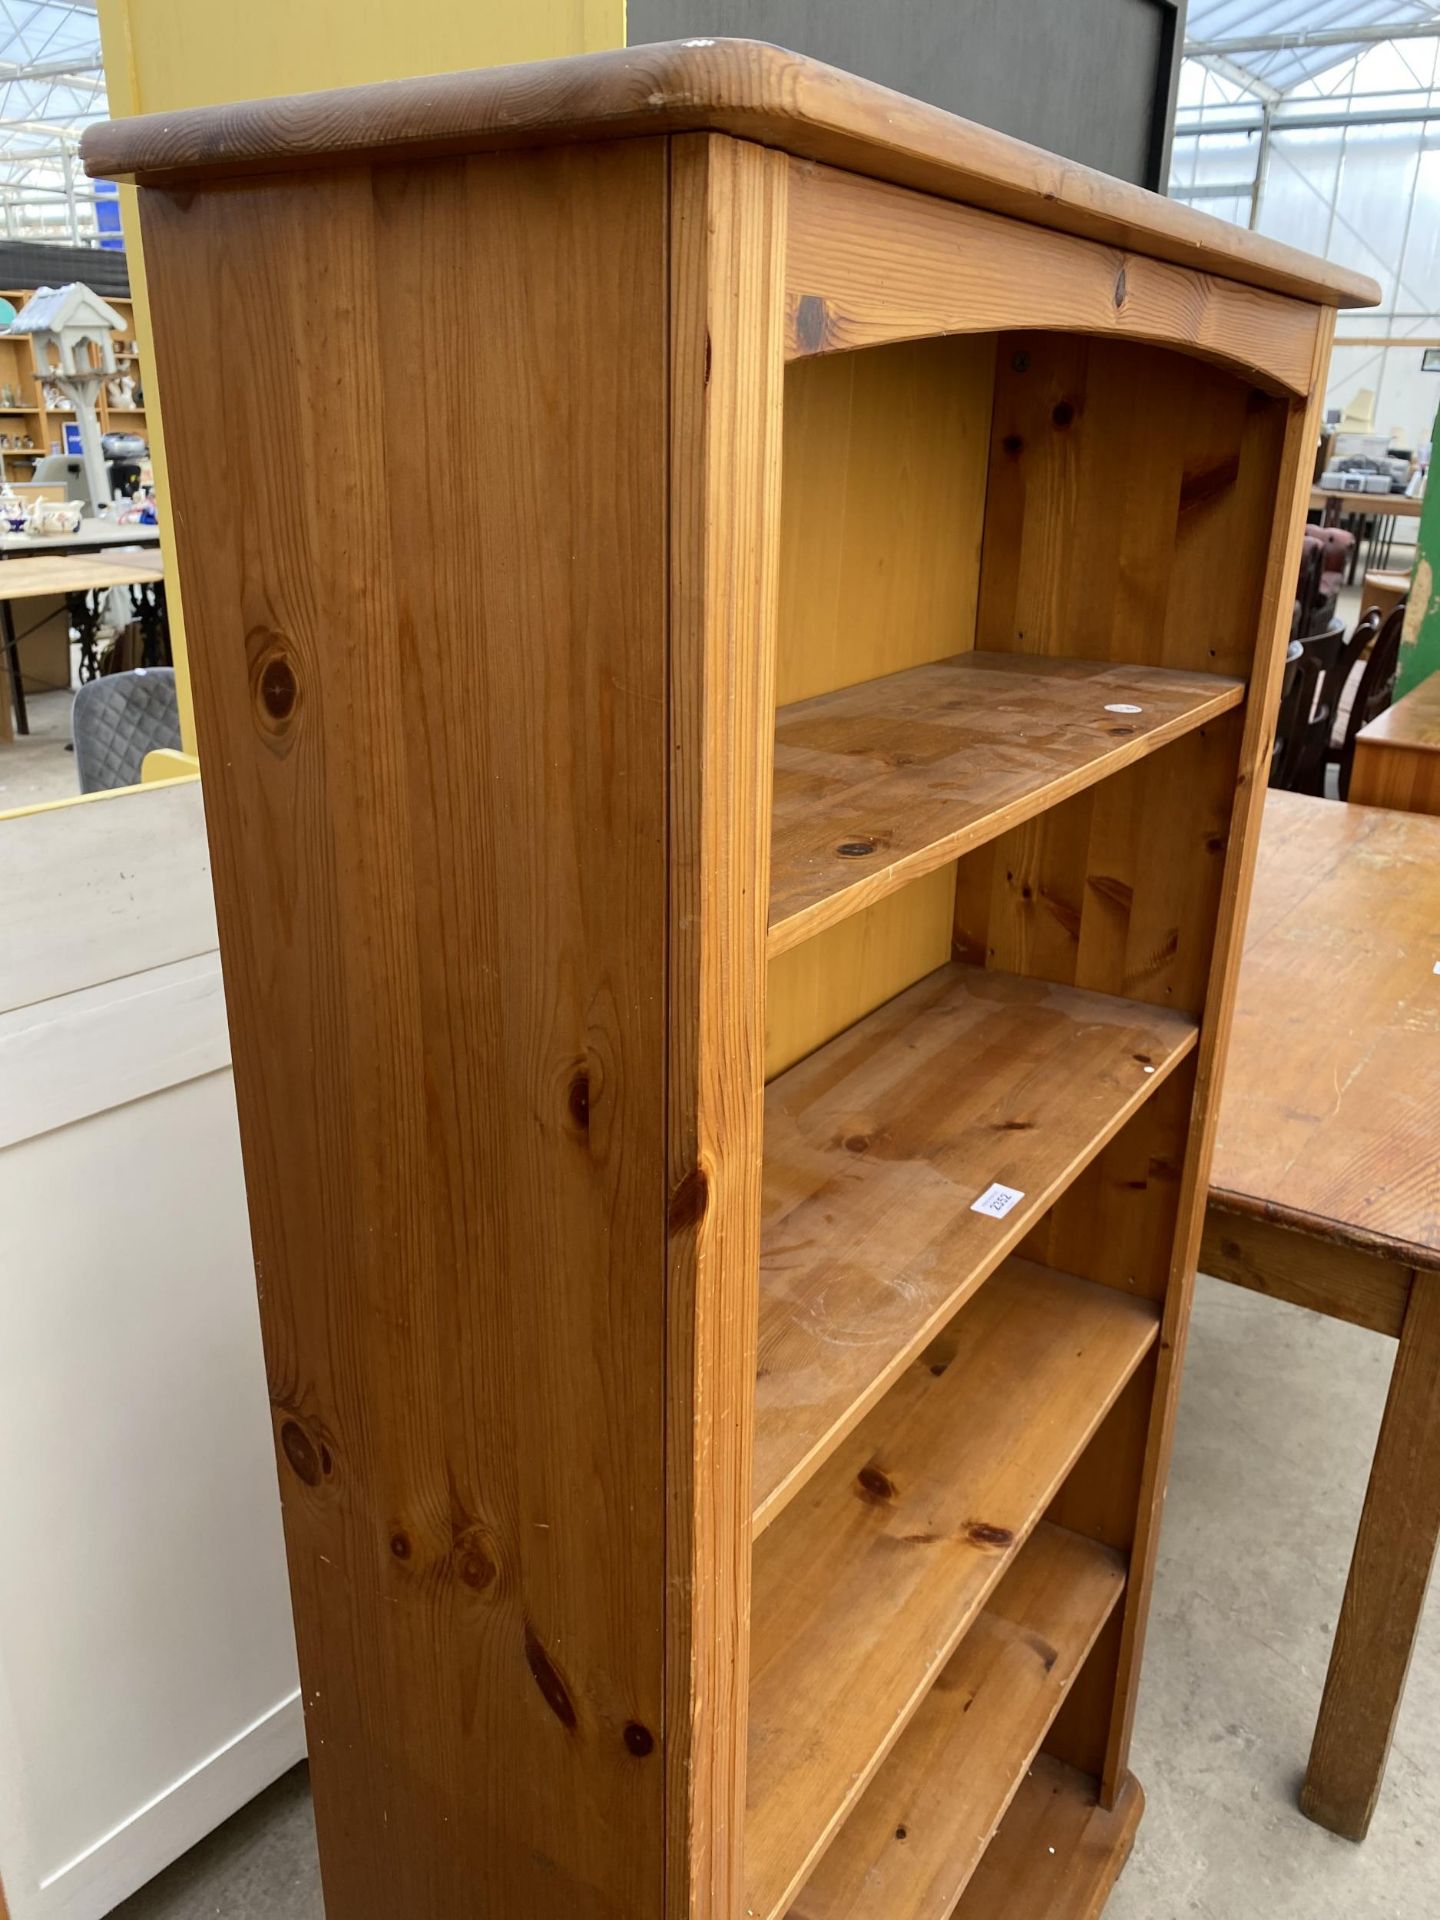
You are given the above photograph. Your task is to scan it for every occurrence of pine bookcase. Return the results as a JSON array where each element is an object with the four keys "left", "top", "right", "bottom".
[{"left": 84, "top": 40, "right": 1377, "bottom": 1920}]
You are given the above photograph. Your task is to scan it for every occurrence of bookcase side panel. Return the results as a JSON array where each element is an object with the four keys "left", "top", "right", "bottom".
[{"left": 140, "top": 141, "right": 674, "bottom": 1917}]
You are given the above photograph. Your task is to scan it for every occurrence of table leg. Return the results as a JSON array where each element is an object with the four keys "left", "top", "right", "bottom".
[
  {"left": 136, "top": 582, "right": 168, "bottom": 667},
  {"left": 1300, "top": 1274, "right": 1440, "bottom": 1841},
  {"left": 68, "top": 590, "right": 102, "bottom": 682},
  {"left": 1, "top": 594, "right": 26, "bottom": 735}
]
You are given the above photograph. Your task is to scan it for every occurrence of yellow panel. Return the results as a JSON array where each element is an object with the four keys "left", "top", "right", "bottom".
[
  {"left": 99, "top": 0, "right": 624, "bottom": 112},
  {"left": 766, "top": 334, "right": 992, "bottom": 1072},
  {"left": 776, "top": 334, "right": 995, "bottom": 707},
  {"left": 765, "top": 864, "right": 956, "bottom": 1080},
  {"left": 93, "top": 0, "right": 627, "bottom": 758}
]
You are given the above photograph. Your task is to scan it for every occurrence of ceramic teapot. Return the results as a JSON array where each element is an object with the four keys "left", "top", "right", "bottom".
[{"left": 27, "top": 497, "right": 83, "bottom": 536}]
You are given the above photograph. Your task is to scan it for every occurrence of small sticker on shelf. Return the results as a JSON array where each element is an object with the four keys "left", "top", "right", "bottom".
[
  {"left": 971, "top": 1181, "right": 1025, "bottom": 1219},
  {"left": 1105, "top": 703, "right": 1143, "bottom": 714}
]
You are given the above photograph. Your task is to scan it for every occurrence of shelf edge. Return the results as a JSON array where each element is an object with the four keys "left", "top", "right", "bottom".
[{"left": 767, "top": 672, "right": 1245, "bottom": 960}]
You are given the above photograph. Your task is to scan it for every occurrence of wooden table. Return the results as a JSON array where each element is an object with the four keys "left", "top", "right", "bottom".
[
  {"left": 1350, "top": 671, "right": 1440, "bottom": 817},
  {"left": 1310, "top": 488, "right": 1422, "bottom": 569},
  {"left": 1201, "top": 790, "right": 1440, "bottom": 1842},
  {"left": 1310, "top": 487, "right": 1423, "bottom": 518},
  {"left": 0, "top": 548, "right": 167, "bottom": 737}
]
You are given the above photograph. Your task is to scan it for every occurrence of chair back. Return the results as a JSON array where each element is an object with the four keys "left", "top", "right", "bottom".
[
  {"left": 71, "top": 666, "right": 181, "bottom": 793},
  {"left": 1285, "top": 621, "right": 1345, "bottom": 794},
  {"left": 1317, "top": 604, "right": 1382, "bottom": 747},
  {"left": 1294, "top": 535, "right": 1326, "bottom": 637},
  {"left": 1269, "top": 640, "right": 1307, "bottom": 789},
  {"left": 1337, "top": 604, "right": 1406, "bottom": 799}
]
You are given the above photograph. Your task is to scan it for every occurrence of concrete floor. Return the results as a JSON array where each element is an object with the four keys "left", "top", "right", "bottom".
[
  {"left": 107, "top": 1274, "right": 1438, "bottom": 1919},
  {"left": 0, "top": 685, "right": 80, "bottom": 809}
]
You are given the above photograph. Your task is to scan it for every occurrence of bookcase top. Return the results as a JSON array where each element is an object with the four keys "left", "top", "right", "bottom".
[{"left": 82, "top": 37, "right": 1377, "bottom": 309}]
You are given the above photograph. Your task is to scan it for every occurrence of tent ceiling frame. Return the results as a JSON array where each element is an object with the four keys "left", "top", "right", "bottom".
[{"left": 1188, "top": 20, "right": 1440, "bottom": 62}]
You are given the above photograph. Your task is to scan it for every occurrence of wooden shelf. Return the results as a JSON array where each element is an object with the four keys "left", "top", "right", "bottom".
[
  {"left": 790, "top": 1523, "right": 1125, "bottom": 1920},
  {"left": 755, "top": 961, "right": 1196, "bottom": 1533},
  {"left": 744, "top": 1259, "right": 1160, "bottom": 1920},
  {"left": 768, "top": 652, "right": 1245, "bottom": 957},
  {"left": 952, "top": 1756, "right": 1144, "bottom": 1920}
]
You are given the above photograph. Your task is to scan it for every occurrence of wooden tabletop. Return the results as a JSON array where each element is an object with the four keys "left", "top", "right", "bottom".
[
  {"left": 80, "top": 41, "right": 1376, "bottom": 309},
  {"left": 1211, "top": 791, "right": 1440, "bottom": 1269},
  {"left": 1355, "top": 671, "right": 1440, "bottom": 756},
  {"left": 0, "top": 548, "right": 164, "bottom": 600},
  {"left": 1310, "top": 487, "right": 1423, "bottom": 517}
]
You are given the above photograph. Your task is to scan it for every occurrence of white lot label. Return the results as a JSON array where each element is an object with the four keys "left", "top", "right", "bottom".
[
  {"left": 971, "top": 1181, "right": 1026, "bottom": 1219},
  {"left": 1105, "top": 703, "right": 1143, "bottom": 715}
]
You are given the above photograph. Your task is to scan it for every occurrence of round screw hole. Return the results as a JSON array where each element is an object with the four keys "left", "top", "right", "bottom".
[{"left": 837, "top": 839, "right": 876, "bottom": 858}]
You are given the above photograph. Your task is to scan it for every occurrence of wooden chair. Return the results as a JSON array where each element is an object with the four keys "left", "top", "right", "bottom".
[
  {"left": 1269, "top": 639, "right": 1307, "bottom": 789},
  {"left": 1333, "top": 603, "right": 1406, "bottom": 799},
  {"left": 1284, "top": 621, "right": 1346, "bottom": 794},
  {"left": 1293, "top": 535, "right": 1324, "bottom": 638}
]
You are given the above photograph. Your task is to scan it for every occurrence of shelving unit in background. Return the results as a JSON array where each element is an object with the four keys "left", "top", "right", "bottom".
[
  {"left": 88, "top": 38, "right": 1375, "bottom": 1920},
  {"left": 0, "top": 289, "right": 148, "bottom": 478}
]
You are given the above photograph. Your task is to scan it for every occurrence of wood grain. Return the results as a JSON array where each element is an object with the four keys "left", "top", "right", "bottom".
[
  {"left": 666, "top": 130, "right": 787, "bottom": 1920},
  {"left": 1349, "top": 671, "right": 1440, "bottom": 816},
  {"left": 1208, "top": 791, "right": 1440, "bottom": 1271},
  {"left": 786, "top": 160, "right": 1317, "bottom": 397},
  {"left": 770, "top": 652, "right": 1244, "bottom": 957},
  {"left": 82, "top": 39, "right": 1379, "bottom": 308},
  {"left": 952, "top": 1756, "right": 1144, "bottom": 1919},
  {"left": 755, "top": 961, "right": 1197, "bottom": 1532},
  {"left": 1201, "top": 1206, "right": 1413, "bottom": 1339},
  {"left": 745, "top": 1259, "right": 1159, "bottom": 1920},
  {"left": 1300, "top": 1276, "right": 1440, "bottom": 1840},
  {"left": 952, "top": 717, "right": 1243, "bottom": 1018},
  {"left": 790, "top": 1523, "right": 1126, "bottom": 1920},
  {"left": 141, "top": 139, "right": 674, "bottom": 1918},
  {"left": 978, "top": 336, "right": 1294, "bottom": 680}
]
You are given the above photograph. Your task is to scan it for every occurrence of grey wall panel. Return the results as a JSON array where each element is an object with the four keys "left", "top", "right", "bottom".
[{"left": 628, "top": 0, "right": 1183, "bottom": 188}]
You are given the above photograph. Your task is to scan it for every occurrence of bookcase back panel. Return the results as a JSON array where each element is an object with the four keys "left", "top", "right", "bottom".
[
  {"left": 765, "top": 864, "right": 955, "bottom": 1080},
  {"left": 1021, "top": 1064, "right": 1198, "bottom": 1308},
  {"left": 1041, "top": 1342, "right": 1165, "bottom": 1783},
  {"left": 977, "top": 334, "right": 1290, "bottom": 679},
  {"left": 776, "top": 333, "right": 993, "bottom": 706},
  {"left": 950, "top": 717, "right": 1244, "bottom": 1018},
  {"left": 768, "top": 330, "right": 992, "bottom": 1075}
]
